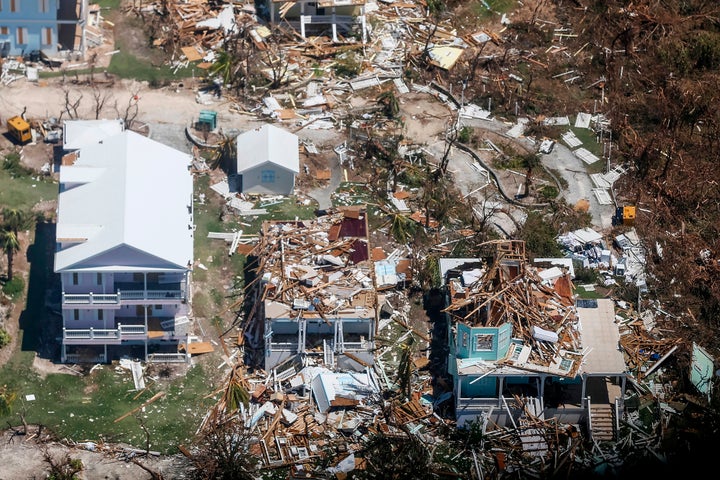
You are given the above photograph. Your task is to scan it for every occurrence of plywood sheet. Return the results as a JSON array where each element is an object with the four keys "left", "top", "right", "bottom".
[
  {"left": 181, "top": 46, "right": 203, "bottom": 62},
  {"left": 184, "top": 341, "right": 214, "bottom": 354}
]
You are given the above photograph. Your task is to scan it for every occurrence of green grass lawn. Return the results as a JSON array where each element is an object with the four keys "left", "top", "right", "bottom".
[
  {"left": 106, "top": 49, "right": 198, "bottom": 84},
  {"left": 0, "top": 163, "right": 57, "bottom": 213},
  {"left": 0, "top": 199, "right": 219, "bottom": 453},
  {"left": 0, "top": 354, "right": 217, "bottom": 453}
]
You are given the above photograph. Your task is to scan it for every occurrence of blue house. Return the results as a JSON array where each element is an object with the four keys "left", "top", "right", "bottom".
[
  {"left": 440, "top": 240, "right": 628, "bottom": 443},
  {"left": 0, "top": 0, "right": 88, "bottom": 59}
]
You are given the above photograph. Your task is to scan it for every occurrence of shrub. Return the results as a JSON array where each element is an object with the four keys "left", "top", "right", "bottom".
[
  {"left": 573, "top": 264, "right": 599, "bottom": 284},
  {"left": 333, "top": 52, "right": 362, "bottom": 78},
  {"left": 457, "top": 126, "right": 472, "bottom": 144},
  {"left": 540, "top": 185, "right": 559, "bottom": 199},
  {"left": 3, "top": 153, "right": 32, "bottom": 177},
  {"left": 0, "top": 328, "right": 10, "bottom": 349},
  {"left": 2, "top": 277, "right": 25, "bottom": 299}
]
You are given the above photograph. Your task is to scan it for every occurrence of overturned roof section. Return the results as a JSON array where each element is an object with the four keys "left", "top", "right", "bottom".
[
  {"left": 236, "top": 124, "right": 300, "bottom": 174},
  {"left": 55, "top": 131, "right": 193, "bottom": 273}
]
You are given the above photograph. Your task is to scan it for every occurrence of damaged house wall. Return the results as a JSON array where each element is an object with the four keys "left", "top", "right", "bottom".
[{"left": 441, "top": 240, "right": 627, "bottom": 438}]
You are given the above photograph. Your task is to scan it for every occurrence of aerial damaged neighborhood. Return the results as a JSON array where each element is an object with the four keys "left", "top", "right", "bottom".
[{"left": 0, "top": 1, "right": 719, "bottom": 479}]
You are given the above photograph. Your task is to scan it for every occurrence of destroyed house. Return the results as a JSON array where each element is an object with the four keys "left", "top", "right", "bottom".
[
  {"left": 246, "top": 207, "right": 376, "bottom": 372},
  {"left": 0, "top": 0, "right": 88, "bottom": 59},
  {"left": 267, "top": 0, "right": 368, "bottom": 43},
  {"left": 54, "top": 131, "right": 194, "bottom": 364},
  {"left": 441, "top": 241, "right": 628, "bottom": 442}
]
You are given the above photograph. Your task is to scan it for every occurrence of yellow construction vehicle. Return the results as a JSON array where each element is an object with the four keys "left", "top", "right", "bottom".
[{"left": 6, "top": 115, "right": 32, "bottom": 144}]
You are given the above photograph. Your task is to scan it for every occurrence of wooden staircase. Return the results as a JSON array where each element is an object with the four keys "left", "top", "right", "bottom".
[{"left": 589, "top": 404, "right": 616, "bottom": 442}]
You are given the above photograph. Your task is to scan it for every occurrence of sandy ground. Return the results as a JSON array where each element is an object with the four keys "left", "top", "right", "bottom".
[{"left": 0, "top": 426, "right": 192, "bottom": 480}]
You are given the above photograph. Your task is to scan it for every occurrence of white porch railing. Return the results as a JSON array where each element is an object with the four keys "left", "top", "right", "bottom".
[
  {"left": 65, "top": 353, "right": 106, "bottom": 363},
  {"left": 63, "top": 323, "right": 148, "bottom": 341},
  {"left": 148, "top": 353, "right": 188, "bottom": 363},
  {"left": 63, "top": 292, "right": 120, "bottom": 304},
  {"left": 62, "top": 289, "right": 183, "bottom": 305}
]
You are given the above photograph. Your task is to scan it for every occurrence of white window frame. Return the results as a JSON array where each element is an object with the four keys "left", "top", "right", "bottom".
[
  {"left": 41, "top": 26, "right": 52, "bottom": 46},
  {"left": 39, "top": 0, "right": 50, "bottom": 14},
  {"left": 475, "top": 334, "right": 494, "bottom": 352}
]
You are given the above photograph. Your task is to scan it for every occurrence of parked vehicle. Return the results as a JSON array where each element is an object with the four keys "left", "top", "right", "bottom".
[{"left": 6, "top": 116, "right": 32, "bottom": 144}]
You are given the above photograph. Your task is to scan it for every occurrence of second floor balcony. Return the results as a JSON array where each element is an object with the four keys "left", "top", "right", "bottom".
[{"left": 62, "top": 285, "right": 185, "bottom": 307}]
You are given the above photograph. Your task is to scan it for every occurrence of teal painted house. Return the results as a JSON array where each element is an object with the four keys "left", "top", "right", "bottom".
[
  {"left": 440, "top": 241, "right": 628, "bottom": 443},
  {"left": 0, "top": 0, "right": 88, "bottom": 59}
]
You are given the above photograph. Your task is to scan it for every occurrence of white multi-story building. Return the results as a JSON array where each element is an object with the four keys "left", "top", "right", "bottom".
[{"left": 54, "top": 129, "right": 194, "bottom": 363}]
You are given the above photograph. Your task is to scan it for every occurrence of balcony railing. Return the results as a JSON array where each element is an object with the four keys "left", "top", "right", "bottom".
[
  {"left": 65, "top": 353, "right": 106, "bottom": 364},
  {"left": 62, "top": 289, "right": 184, "bottom": 306},
  {"left": 63, "top": 323, "right": 148, "bottom": 343}
]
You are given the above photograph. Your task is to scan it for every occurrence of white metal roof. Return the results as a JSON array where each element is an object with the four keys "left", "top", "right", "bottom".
[
  {"left": 63, "top": 119, "right": 125, "bottom": 150},
  {"left": 235, "top": 124, "right": 300, "bottom": 174},
  {"left": 55, "top": 131, "right": 193, "bottom": 273}
]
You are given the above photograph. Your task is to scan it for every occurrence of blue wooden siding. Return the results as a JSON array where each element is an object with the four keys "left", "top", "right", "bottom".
[{"left": 0, "top": 0, "right": 59, "bottom": 57}]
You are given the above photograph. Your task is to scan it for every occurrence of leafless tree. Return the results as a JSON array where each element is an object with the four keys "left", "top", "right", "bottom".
[
  {"left": 63, "top": 88, "right": 83, "bottom": 120},
  {"left": 435, "top": 121, "right": 458, "bottom": 179},
  {"left": 115, "top": 88, "right": 141, "bottom": 129},
  {"left": 258, "top": 34, "right": 290, "bottom": 90},
  {"left": 91, "top": 86, "right": 112, "bottom": 120}
]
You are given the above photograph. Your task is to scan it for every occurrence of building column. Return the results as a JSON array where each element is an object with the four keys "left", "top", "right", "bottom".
[
  {"left": 332, "top": 7, "right": 338, "bottom": 42},
  {"left": 361, "top": 6, "right": 366, "bottom": 44},
  {"left": 103, "top": 344, "right": 107, "bottom": 363},
  {"left": 300, "top": 3, "right": 306, "bottom": 38},
  {"left": 581, "top": 374, "right": 587, "bottom": 408},
  {"left": 455, "top": 376, "right": 462, "bottom": 412},
  {"left": 497, "top": 376, "right": 505, "bottom": 407},
  {"left": 270, "top": 1, "right": 275, "bottom": 25}
]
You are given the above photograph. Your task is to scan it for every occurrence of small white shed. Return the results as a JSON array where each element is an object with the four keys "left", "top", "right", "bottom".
[{"left": 235, "top": 124, "right": 300, "bottom": 195}]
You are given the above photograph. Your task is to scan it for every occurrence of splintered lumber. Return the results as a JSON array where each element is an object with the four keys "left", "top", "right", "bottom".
[
  {"left": 341, "top": 351, "right": 371, "bottom": 367},
  {"left": 178, "top": 444, "right": 193, "bottom": 458},
  {"left": 114, "top": 392, "right": 165, "bottom": 423}
]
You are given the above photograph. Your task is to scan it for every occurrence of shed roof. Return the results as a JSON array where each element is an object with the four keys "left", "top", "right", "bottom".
[
  {"left": 235, "top": 124, "right": 300, "bottom": 174},
  {"left": 55, "top": 131, "right": 193, "bottom": 272}
]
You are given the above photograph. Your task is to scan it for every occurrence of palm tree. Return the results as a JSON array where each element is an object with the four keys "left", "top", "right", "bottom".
[
  {"left": 209, "top": 49, "right": 235, "bottom": 87},
  {"left": 0, "top": 227, "right": 20, "bottom": 281},
  {"left": 396, "top": 335, "right": 416, "bottom": 399},
  {"left": 1, "top": 208, "right": 32, "bottom": 238},
  {"left": 211, "top": 133, "right": 238, "bottom": 171},
  {"left": 0, "top": 385, "right": 17, "bottom": 417}
]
